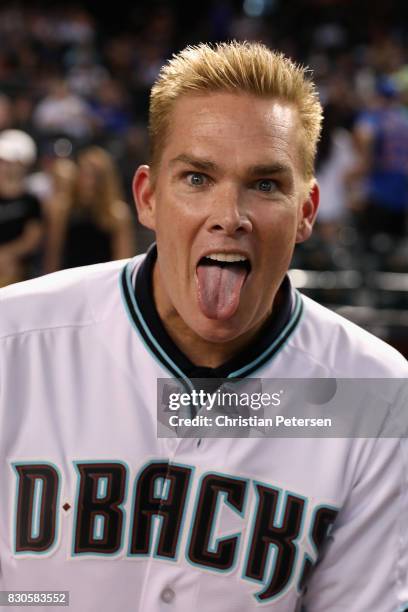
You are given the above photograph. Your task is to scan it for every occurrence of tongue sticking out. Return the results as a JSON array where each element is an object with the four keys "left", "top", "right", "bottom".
[{"left": 196, "top": 263, "right": 248, "bottom": 320}]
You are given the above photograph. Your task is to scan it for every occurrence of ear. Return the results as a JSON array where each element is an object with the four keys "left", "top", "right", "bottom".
[
  {"left": 296, "top": 181, "right": 320, "bottom": 244},
  {"left": 132, "top": 165, "right": 157, "bottom": 231}
]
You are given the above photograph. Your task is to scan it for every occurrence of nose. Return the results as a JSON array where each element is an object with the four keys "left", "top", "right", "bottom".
[{"left": 208, "top": 184, "right": 252, "bottom": 236}]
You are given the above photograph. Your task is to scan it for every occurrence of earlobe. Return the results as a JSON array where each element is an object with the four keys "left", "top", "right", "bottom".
[
  {"left": 132, "top": 165, "right": 156, "bottom": 231},
  {"left": 296, "top": 181, "right": 320, "bottom": 243}
]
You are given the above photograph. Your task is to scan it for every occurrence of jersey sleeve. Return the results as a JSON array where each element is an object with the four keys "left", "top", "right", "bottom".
[{"left": 302, "top": 433, "right": 408, "bottom": 611}]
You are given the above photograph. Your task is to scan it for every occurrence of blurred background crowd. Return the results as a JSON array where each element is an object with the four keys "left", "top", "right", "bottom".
[{"left": 0, "top": 0, "right": 407, "bottom": 355}]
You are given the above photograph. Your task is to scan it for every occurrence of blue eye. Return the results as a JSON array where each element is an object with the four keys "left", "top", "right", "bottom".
[
  {"left": 255, "top": 179, "right": 276, "bottom": 192},
  {"left": 187, "top": 173, "right": 205, "bottom": 186}
]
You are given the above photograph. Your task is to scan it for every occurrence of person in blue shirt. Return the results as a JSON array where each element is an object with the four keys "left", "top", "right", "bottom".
[{"left": 354, "top": 77, "right": 408, "bottom": 242}]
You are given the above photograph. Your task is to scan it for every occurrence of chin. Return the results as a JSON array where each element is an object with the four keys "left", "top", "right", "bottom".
[{"left": 191, "top": 316, "right": 247, "bottom": 344}]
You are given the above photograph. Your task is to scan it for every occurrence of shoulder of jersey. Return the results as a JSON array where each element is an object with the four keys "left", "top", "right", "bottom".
[
  {"left": 0, "top": 258, "right": 142, "bottom": 339},
  {"left": 291, "top": 293, "right": 408, "bottom": 377}
]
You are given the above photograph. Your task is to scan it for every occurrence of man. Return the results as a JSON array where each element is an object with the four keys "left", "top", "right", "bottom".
[
  {"left": 353, "top": 77, "right": 408, "bottom": 244},
  {"left": 0, "top": 42, "right": 407, "bottom": 611}
]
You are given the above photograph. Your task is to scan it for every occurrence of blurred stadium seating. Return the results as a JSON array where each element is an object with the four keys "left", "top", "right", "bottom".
[{"left": 0, "top": 0, "right": 407, "bottom": 356}]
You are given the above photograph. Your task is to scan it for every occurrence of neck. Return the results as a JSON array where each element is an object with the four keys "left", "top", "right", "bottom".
[{"left": 152, "top": 262, "right": 269, "bottom": 369}]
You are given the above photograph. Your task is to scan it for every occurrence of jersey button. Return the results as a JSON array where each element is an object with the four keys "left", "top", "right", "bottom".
[{"left": 160, "top": 587, "right": 175, "bottom": 604}]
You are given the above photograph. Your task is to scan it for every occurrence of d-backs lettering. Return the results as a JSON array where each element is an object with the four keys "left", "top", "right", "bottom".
[{"left": 12, "top": 460, "right": 338, "bottom": 603}]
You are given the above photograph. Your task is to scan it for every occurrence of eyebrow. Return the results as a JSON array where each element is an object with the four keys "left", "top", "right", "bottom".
[
  {"left": 169, "top": 154, "right": 217, "bottom": 172},
  {"left": 246, "top": 163, "right": 293, "bottom": 177},
  {"left": 169, "top": 154, "right": 293, "bottom": 178}
]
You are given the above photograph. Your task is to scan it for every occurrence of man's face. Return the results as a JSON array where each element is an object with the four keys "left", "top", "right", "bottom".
[{"left": 134, "top": 92, "right": 318, "bottom": 343}]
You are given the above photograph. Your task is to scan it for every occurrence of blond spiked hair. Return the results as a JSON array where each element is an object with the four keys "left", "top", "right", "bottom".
[{"left": 149, "top": 41, "right": 322, "bottom": 179}]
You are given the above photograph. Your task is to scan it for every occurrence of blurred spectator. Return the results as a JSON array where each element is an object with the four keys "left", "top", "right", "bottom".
[
  {"left": 353, "top": 77, "right": 408, "bottom": 243},
  {"left": 42, "top": 157, "right": 76, "bottom": 273},
  {"left": 316, "top": 104, "right": 358, "bottom": 240},
  {"left": 33, "top": 78, "right": 93, "bottom": 141},
  {"left": 90, "top": 78, "right": 132, "bottom": 141},
  {"left": 52, "top": 6, "right": 95, "bottom": 46},
  {"left": 0, "top": 129, "right": 43, "bottom": 286},
  {"left": 66, "top": 45, "right": 108, "bottom": 98},
  {"left": 44, "top": 146, "right": 135, "bottom": 272}
]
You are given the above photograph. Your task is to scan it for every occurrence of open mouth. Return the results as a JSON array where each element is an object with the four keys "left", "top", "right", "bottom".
[
  {"left": 197, "top": 253, "right": 251, "bottom": 273},
  {"left": 196, "top": 253, "right": 251, "bottom": 320}
]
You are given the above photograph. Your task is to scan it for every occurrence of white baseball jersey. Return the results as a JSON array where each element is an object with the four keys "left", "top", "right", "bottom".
[{"left": 0, "top": 246, "right": 407, "bottom": 611}]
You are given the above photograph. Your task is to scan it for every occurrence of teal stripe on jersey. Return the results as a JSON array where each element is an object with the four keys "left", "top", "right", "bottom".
[
  {"left": 227, "top": 291, "right": 303, "bottom": 378},
  {"left": 120, "top": 258, "right": 303, "bottom": 383},
  {"left": 120, "top": 261, "right": 194, "bottom": 390}
]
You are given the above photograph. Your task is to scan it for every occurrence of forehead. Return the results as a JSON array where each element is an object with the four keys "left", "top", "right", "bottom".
[{"left": 161, "top": 92, "right": 303, "bottom": 174}]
